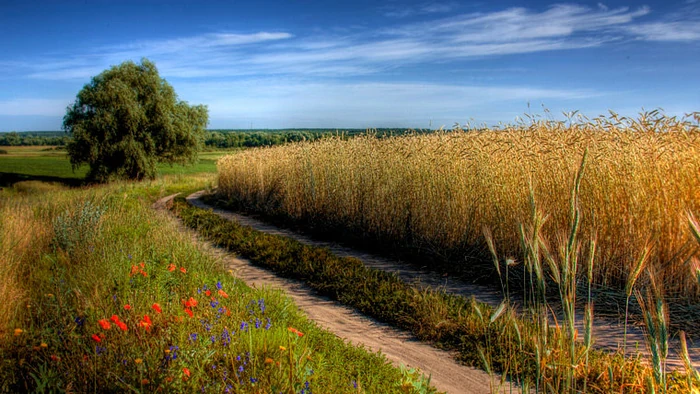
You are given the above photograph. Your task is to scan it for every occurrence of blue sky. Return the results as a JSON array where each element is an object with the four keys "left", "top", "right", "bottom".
[{"left": 1, "top": 0, "right": 699, "bottom": 130}]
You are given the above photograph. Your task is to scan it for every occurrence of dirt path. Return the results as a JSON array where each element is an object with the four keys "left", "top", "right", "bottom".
[
  {"left": 181, "top": 191, "right": 700, "bottom": 371},
  {"left": 155, "top": 194, "right": 510, "bottom": 394}
]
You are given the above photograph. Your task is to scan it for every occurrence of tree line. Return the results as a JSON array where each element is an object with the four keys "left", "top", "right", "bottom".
[{"left": 1, "top": 129, "right": 428, "bottom": 148}]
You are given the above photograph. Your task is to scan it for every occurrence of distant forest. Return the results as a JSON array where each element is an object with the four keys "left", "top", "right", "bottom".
[{"left": 0, "top": 129, "right": 433, "bottom": 148}]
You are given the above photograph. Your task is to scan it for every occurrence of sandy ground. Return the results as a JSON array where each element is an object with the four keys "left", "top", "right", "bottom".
[{"left": 155, "top": 193, "right": 511, "bottom": 394}]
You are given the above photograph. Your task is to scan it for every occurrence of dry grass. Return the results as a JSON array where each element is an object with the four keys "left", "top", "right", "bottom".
[
  {"left": 217, "top": 111, "right": 700, "bottom": 300},
  {"left": 0, "top": 191, "right": 56, "bottom": 340}
]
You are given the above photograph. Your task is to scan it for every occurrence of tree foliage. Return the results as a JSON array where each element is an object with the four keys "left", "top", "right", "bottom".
[{"left": 63, "top": 59, "right": 208, "bottom": 182}]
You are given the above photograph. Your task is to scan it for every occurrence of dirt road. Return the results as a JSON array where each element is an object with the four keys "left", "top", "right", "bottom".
[{"left": 155, "top": 193, "right": 511, "bottom": 394}]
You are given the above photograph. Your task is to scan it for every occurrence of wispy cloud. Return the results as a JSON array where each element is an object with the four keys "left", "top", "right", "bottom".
[
  {"left": 21, "top": 3, "right": 669, "bottom": 82},
  {"left": 623, "top": 22, "right": 700, "bottom": 41}
]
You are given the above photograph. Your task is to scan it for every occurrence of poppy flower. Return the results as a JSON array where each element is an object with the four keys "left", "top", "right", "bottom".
[
  {"left": 130, "top": 265, "right": 139, "bottom": 276},
  {"left": 91, "top": 334, "right": 102, "bottom": 342},
  {"left": 152, "top": 303, "right": 162, "bottom": 314},
  {"left": 167, "top": 263, "right": 176, "bottom": 272},
  {"left": 183, "top": 367, "right": 191, "bottom": 378},
  {"left": 13, "top": 328, "right": 23, "bottom": 336},
  {"left": 184, "top": 308, "right": 193, "bottom": 318},
  {"left": 116, "top": 321, "right": 128, "bottom": 331},
  {"left": 217, "top": 289, "right": 229, "bottom": 298},
  {"left": 98, "top": 319, "right": 111, "bottom": 330},
  {"left": 124, "top": 304, "right": 132, "bottom": 311},
  {"left": 184, "top": 297, "right": 198, "bottom": 308},
  {"left": 109, "top": 315, "right": 120, "bottom": 323},
  {"left": 288, "top": 327, "right": 304, "bottom": 337},
  {"left": 179, "top": 267, "right": 187, "bottom": 274},
  {"left": 139, "top": 315, "right": 152, "bottom": 331},
  {"left": 204, "top": 290, "right": 211, "bottom": 297}
]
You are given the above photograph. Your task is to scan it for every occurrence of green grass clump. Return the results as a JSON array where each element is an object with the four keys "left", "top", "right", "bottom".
[{"left": 0, "top": 181, "right": 431, "bottom": 393}]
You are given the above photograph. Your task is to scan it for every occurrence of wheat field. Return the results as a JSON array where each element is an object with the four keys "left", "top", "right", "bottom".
[{"left": 217, "top": 111, "right": 700, "bottom": 299}]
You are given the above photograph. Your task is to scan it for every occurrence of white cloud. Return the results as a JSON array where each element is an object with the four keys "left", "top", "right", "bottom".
[
  {"left": 623, "top": 21, "right": 700, "bottom": 41},
  {"left": 14, "top": 3, "right": 699, "bottom": 85}
]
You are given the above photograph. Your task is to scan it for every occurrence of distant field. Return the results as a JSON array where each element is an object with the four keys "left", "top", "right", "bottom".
[{"left": 0, "top": 146, "right": 225, "bottom": 186}]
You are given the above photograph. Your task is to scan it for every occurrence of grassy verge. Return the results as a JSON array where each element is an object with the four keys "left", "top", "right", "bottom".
[
  {"left": 171, "top": 195, "right": 700, "bottom": 393},
  {"left": 0, "top": 180, "right": 435, "bottom": 393}
]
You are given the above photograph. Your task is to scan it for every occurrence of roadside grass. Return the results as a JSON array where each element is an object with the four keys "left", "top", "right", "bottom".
[
  {"left": 0, "top": 180, "right": 434, "bottom": 393},
  {"left": 170, "top": 194, "right": 700, "bottom": 393},
  {"left": 0, "top": 146, "right": 226, "bottom": 187}
]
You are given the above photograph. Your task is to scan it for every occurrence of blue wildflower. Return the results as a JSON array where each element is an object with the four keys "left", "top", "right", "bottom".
[
  {"left": 258, "top": 298, "right": 266, "bottom": 314},
  {"left": 216, "top": 281, "right": 223, "bottom": 290},
  {"left": 189, "top": 333, "right": 198, "bottom": 342},
  {"left": 265, "top": 318, "right": 271, "bottom": 330},
  {"left": 222, "top": 328, "right": 231, "bottom": 346},
  {"left": 255, "top": 318, "right": 262, "bottom": 329}
]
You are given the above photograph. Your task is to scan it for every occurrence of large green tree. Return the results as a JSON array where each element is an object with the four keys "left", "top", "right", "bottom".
[{"left": 63, "top": 59, "right": 208, "bottom": 182}]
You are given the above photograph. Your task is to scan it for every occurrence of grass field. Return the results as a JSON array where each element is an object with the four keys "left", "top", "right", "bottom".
[
  {"left": 0, "top": 146, "right": 226, "bottom": 186},
  {"left": 0, "top": 178, "right": 437, "bottom": 393}
]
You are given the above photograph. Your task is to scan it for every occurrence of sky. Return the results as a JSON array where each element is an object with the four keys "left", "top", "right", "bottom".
[{"left": 0, "top": 0, "right": 699, "bottom": 131}]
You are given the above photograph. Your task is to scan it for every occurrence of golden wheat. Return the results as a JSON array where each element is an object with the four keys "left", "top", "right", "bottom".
[{"left": 217, "top": 111, "right": 700, "bottom": 299}]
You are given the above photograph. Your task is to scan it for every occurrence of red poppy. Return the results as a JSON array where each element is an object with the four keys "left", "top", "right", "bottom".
[
  {"left": 130, "top": 265, "right": 139, "bottom": 276},
  {"left": 167, "top": 263, "right": 176, "bottom": 272},
  {"left": 139, "top": 315, "right": 152, "bottom": 331},
  {"left": 183, "top": 367, "right": 191, "bottom": 377},
  {"left": 184, "top": 297, "right": 198, "bottom": 308},
  {"left": 98, "top": 319, "right": 111, "bottom": 330},
  {"left": 109, "top": 315, "right": 120, "bottom": 323},
  {"left": 91, "top": 334, "right": 102, "bottom": 342},
  {"left": 139, "top": 262, "right": 145, "bottom": 269},
  {"left": 288, "top": 327, "right": 304, "bottom": 337},
  {"left": 217, "top": 289, "right": 229, "bottom": 298},
  {"left": 179, "top": 267, "right": 187, "bottom": 274},
  {"left": 141, "top": 270, "right": 148, "bottom": 277},
  {"left": 184, "top": 308, "right": 193, "bottom": 318},
  {"left": 152, "top": 303, "right": 162, "bottom": 314},
  {"left": 116, "top": 321, "right": 128, "bottom": 331},
  {"left": 124, "top": 304, "right": 132, "bottom": 311},
  {"left": 204, "top": 290, "right": 211, "bottom": 297}
]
